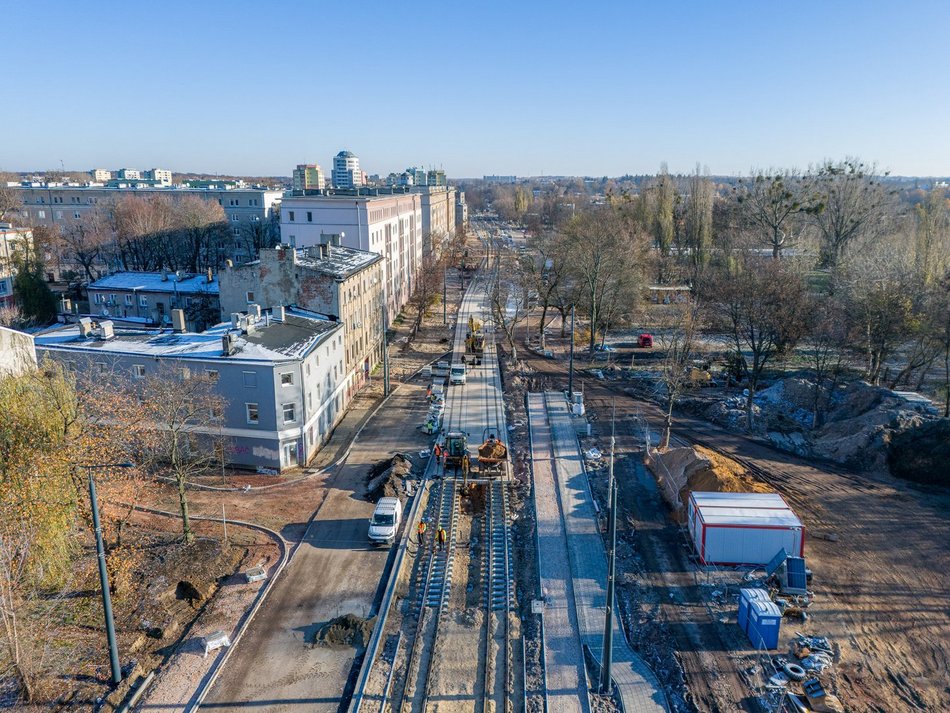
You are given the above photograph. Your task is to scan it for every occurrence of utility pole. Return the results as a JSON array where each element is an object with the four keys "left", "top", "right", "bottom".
[
  {"left": 85, "top": 467, "right": 127, "bottom": 686},
  {"left": 443, "top": 265, "right": 447, "bottom": 325},
  {"left": 568, "top": 303, "right": 576, "bottom": 398},
  {"left": 600, "top": 405, "right": 617, "bottom": 694}
]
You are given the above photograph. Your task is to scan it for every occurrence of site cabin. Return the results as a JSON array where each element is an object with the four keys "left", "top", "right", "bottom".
[
  {"left": 688, "top": 491, "right": 804, "bottom": 566},
  {"left": 450, "top": 363, "right": 467, "bottom": 385}
]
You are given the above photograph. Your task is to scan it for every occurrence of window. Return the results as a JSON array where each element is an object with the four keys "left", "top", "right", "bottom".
[
  {"left": 243, "top": 370, "right": 257, "bottom": 388},
  {"left": 94, "top": 293, "right": 102, "bottom": 304},
  {"left": 96, "top": 362, "right": 107, "bottom": 373},
  {"left": 246, "top": 403, "right": 259, "bottom": 424},
  {"left": 0, "top": 280, "right": 7, "bottom": 295},
  {"left": 55, "top": 211, "right": 63, "bottom": 220},
  {"left": 307, "top": 211, "right": 312, "bottom": 222},
  {"left": 139, "top": 295, "right": 148, "bottom": 307},
  {"left": 38, "top": 210, "right": 46, "bottom": 219},
  {"left": 246, "top": 291, "right": 255, "bottom": 303},
  {"left": 132, "top": 364, "right": 146, "bottom": 378},
  {"left": 125, "top": 294, "right": 133, "bottom": 306},
  {"left": 180, "top": 367, "right": 191, "bottom": 380},
  {"left": 74, "top": 211, "right": 81, "bottom": 219},
  {"left": 283, "top": 403, "right": 296, "bottom": 423},
  {"left": 206, "top": 369, "right": 219, "bottom": 381},
  {"left": 281, "top": 372, "right": 293, "bottom": 386},
  {"left": 288, "top": 210, "right": 295, "bottom": 222},
  {"left": 210, "top": 404, "right": 223, "bottom": 420},
  {"left": 307, "top": 392, "right": 312, "bottom": 409}
]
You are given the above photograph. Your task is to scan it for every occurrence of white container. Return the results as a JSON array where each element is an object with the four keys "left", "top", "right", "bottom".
[
  {"left": 690, "top": 495, "right": 804, "bottom": 566},
  {"left": 687, "top": 491, "right": 790, "bottom": 539}
]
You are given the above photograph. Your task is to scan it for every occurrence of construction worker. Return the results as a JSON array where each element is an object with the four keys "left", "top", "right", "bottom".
[
  {"left": 437, "top": 525, "right": 447, "bottom": 551},
  {"left": 433, "top": 442, "right": 442, "bottom": 461},
  {"left": 426, "top": 384, "right": 433, "bottom": 400},
  {"left": 417, "top": 520, "right": 427, "bottom": 544},
  {"left": 460, "top": 453, "right": 470, "bottom": 482}
]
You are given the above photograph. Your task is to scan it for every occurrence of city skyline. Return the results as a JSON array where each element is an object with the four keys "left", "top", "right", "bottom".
[{"left": 5, "top": 1, "right": 950, "bottom": 178}]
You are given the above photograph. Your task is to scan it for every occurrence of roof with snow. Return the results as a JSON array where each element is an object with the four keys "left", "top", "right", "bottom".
[
  {"left": 34, "top": 307, "right": 340, "bottom": 364},
  {"left": 237, "top": 245, "right": 381, "bottom": 280},
  {"left": 88, "top": 271, "right": 220, "bottom": 295}
]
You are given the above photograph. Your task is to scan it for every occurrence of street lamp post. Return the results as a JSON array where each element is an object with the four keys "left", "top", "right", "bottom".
[{"left": 80, "top": 462, "right": 134, "bottom": 687}]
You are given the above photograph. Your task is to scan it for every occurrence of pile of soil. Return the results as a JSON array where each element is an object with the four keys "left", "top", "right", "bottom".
[
  {"left": 645, "top": 445, "right": 772, "bottom": 518},
  {"left": 365, "top": 454, "right": 413, "bottom": 501},
  {"left": 888, "top": 419, "right": 950, "bottom": 485},
  {"left": 312, "top": 613, "right": 376, "bottom": 648}
]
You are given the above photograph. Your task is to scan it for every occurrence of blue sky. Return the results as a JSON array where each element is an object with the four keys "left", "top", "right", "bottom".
[{"left": 4, "top": 1, "right": 949, "bottom": 177}]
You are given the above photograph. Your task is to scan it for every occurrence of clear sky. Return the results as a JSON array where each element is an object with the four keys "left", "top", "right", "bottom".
[{"left": 4, "top": 1, "right": 949, "bottom": 178}]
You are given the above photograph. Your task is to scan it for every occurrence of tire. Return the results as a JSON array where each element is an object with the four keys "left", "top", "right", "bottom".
[{"left": 784, "top": 663, "right": 806, "bottom": 681}]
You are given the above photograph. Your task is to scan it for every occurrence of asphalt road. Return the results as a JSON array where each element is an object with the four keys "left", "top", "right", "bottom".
[{"left": 203, "top": 383, "right": 430, "bottom": 712}]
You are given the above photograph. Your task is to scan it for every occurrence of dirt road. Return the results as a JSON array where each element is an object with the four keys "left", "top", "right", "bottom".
[{"left": 204, "top": 383, "right": 431, "bottom": 712}]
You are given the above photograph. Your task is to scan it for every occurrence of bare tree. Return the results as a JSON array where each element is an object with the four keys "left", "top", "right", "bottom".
[
  {"left": 806, "top": 297, "right": 852, "bottom": 428},
  {"left": 735, "top": 169, "right": 810, "bottom": 259},
  {"left": 408, "top": 249, "right": 444, "bottom": 333},
  {"left": 709, "top": 259, "right": 810, "bottom": 429},
  {"left": 57, "top": 207, "right": 113, "bottom": 282},
  {"left": 490, "top": 256, "right": 529, "bottom": 362},
  {"left": 142, "top": 369, "right": 225, "bottom": 543},
  {"left": 808, "top": 158, "right": 894, "bottom": 270},
  {"left": 656, "top": 300, "right": 701, "bottom": 448},
  {"left": 0, "top": 173, "right": 22, "bottom": 223},
  {"left": 685, "top": 165, "right": 714, "bottom": 280},
  {"left": 173, "top": 195, "right": 228, "bottom": 272}
]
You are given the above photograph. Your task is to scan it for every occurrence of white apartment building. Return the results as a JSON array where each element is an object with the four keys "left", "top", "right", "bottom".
[
  {"left": 116, "top": 168, "right": 141, "bottom": 180},
  {"left": 279, "top": 191, "right": 423, "bottom": 320},
  {"left": 90, "top": 168, "right": 112, "bottom": 182},
  {"left": 144, "top": 168, "right": 173, "bottom": 185},
  {"left": 331, "top": 150, "right": 363, "bottom": 189}
]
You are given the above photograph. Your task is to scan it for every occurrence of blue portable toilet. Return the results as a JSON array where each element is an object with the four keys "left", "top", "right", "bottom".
[
  {"left": 746, "top": 598, "right": 782, "bottom": 650},
  {"left": 738, "top": 588, "right": 771, "bottom": 631}
]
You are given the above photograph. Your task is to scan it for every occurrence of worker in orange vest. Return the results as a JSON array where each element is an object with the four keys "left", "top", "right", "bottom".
[
  {"left": 417, "top": 520, "right": 427, "bottom": 544},
  {"left": 437, "top": 525, "right": 447, "bottom": 551}
]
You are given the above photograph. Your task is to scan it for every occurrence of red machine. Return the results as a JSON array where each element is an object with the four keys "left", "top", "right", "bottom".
[{"left": 638, "top": 333, "right": 654, "bottom": 348}]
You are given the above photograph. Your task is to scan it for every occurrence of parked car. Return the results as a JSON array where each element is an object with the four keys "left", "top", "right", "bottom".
[{"left": 594, "top": 344, "right": 616, "bottom": 352}]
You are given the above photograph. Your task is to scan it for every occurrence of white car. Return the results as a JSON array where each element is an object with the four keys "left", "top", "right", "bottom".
[
  {"left": 450, "top": 363, "right": 467, "bottom": 385},
  {"left": 368, "top": 497, "right": 403, "bottom": 545}
]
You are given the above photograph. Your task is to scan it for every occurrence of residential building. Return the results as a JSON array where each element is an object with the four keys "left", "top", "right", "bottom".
[
  {"left": 293, "top": 164, "right": 326, "bottom": 192},
  {"left": 87, "top": 269, "right": 220, "bottom": 331},
  {"left": 279, "top": 189, "right": 423, "bottom": 319},
  {"left": 0, "top": 224, "right": 32, "bottom": 308},
  {"left": 427, "top": 169, "right": 446, "bottom": 187},
  {"left": 116, "top": 168, "right": 141, "bottom": 180},
  {"left": 90, "top": 168, "right": 112, "bottom": 182},
  {"left": 35, "top": 307, "right": 347, "bottom": 471},
  {"left": 484, "top": 175, "right": 517, "bottom": 184},
  {"left": 0, "top": 326, "right": 36, "bottom": 375},
  {"left": 220, "top": 243, "right": 384, "bottom": 404},
  {"left": 456, "top": 190, "right": 468, "bottom": 229},
  {"left": 143, "top": 168, "right": 173, "bottom": 185},
  {"left": 414, "top": 186, "right": 457, "bottom": 254},
  {"left": 331, "top": 150, "right": 363, "bottom": 189}
]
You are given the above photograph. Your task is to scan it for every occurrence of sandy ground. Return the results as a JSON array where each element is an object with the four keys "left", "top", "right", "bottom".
[{"left": 519, "top": 337, "right": 950, "bottom": 713}]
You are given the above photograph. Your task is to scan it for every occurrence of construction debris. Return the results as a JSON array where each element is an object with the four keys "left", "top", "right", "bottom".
[{"left": 365, "top": 454, "right": 413, "bottom": 501}]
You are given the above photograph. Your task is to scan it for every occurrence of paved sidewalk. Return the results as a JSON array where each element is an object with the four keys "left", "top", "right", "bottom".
[
  {"left": 527, "top": 393, "right": 590, "bottom": 713},
  {"left": 543, "top": 392, "right": 669, "bottom": 713}
]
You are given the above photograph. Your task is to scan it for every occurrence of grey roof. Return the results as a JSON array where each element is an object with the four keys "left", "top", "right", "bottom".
[
  {"left": 238, "top": 246, "right": 381, "bottom": 281},
  {"left": 89, "top": 271, "right": 220, "bottom": 295},
  {"left": 336, "top": 150, "right": 356, "bottom": 158},
  {"left": 35, "top": 307, "right": 339, "bottom": 363}
]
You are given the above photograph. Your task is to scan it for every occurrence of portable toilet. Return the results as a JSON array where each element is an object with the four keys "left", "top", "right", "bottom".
[
  {"left": 737, "top": 588, "right": 771, "bottom": 632},
  {"left": 746, "top": 598, "right": 782, "bottom": 650}
]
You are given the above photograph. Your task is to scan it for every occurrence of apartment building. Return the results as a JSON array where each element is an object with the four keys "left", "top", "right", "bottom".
[
  {"left": 279, "top": 190, "right": 423, "bottom": 320},
  {"left": 293, "top": 164, "right": 326, "bottom": 192},
  {"left": 331, "top": 150, "right": 364, "bottom": 189},
  {"left": 0, "top": 224, "right": 32, "bottom": 308},
  {"left": 116, "top": 168, "right": 141, "bottom": 180},
  {"left": 35, "top": 307, "right": 347, "bottom": 471},
  {"left": 415, "top": 186, "right": 457, "bottom": 254},
  {"left": 219, "top": 243, "right": 384, "bottom": 403},
  {"left": 456, "top": 190, "right": 468, "bottom": 229},
  {"left": 144, "top": 168, "right": 173, "bottom": 185},
  {"left": 87, "top": 269, "right": 220, "bottom": 330},
  {"left": 90, "top": 169, "right": 112, "bottom": 182}
]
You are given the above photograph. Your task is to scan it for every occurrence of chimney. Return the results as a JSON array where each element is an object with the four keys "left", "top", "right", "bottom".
[
  {"left": 206, "top": 267, "right": 213, "bottom": 283},
  {"left": 99, "top": 320, "right": 115, "bottom": 340},
  {"left": 273, "top": 305, "right": 286, "bottom": 322},
  {"left": 319, "top": 243, "right": 328, "bottom": 259},
  {"left": 225, "top": 258, "right": 234, "bottom": 269},
  {"left": 161, "top": 269, "right": 168, "bottom": 281},
  {"left": 222, "top": 332, "right": 235, "bottom": 356},
  {"left": 78, "top": 317, "right": 93, "bottom": 337},
  {"left": 231, "top": 312, "right": 242, "bottom": 329},
  {"left": 249, "top": 303, "right": 262, "bottom": 319},
  {"left": 171, "top": 309, "right": 186, "bottom": 332}
]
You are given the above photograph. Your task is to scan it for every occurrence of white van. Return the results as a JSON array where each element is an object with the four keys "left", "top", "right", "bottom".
[
  {"left": 450, "top": 363, "right": 467, "bottom": 385},
  {"left": 368, "top": 497, "right": 403, "bottom": 545}
]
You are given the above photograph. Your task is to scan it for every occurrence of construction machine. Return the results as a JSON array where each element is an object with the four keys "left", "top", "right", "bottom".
[
  {"left": 443, "top": 432, "right": 469, "bottom": 471},
  {"left": 465, "top": 316, "right": 485, "bottom": 365},
  {"left": 477, "top": 430, "right": 508, "bottom": 476}
]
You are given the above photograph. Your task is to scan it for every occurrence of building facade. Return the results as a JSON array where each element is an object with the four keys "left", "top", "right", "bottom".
[
  {"left": 0, "top": 326, "right": 36, "bottom": 375},
  {"left": 415, "top": 186, "right": 457, "bottom": 254},
  {"left": 35, "top": 307, "right": 347, "bottom": 472},
  {"left": 456, "top": 190, "right": 468, "bottom": 229},
  {"left": 90, "top": 168, "right": 112, "bottom": 182},
  {"left": 143, "top": 168, "right": 173, "bottom": 185},
  {"left": 293, "top": 164, "right": 326, "bottom": 192},
  {"left": 279, "top": 191, "right": 423, "bottom": 320},
  {"left": 0, "top": 224, "right": 32, "bottom": 309},
  {"left": 116, "top": 168, "right": 141, "bottom": 180},
  {"left": 219, "top": 243, "right": 384, "bottom": 405},
  {"left": 87, "top": 270, "right": 221, "bottom": 330},
  {"left": 331, "top": 150, "right": 363, "bottom": 189}
]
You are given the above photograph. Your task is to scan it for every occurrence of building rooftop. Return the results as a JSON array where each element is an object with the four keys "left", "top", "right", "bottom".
[
  {"left": 35, "top": 307, "right": 340, "bottom": 363},
  {"left": 89, "top": 271, "right": 220, "bottom": 295}
]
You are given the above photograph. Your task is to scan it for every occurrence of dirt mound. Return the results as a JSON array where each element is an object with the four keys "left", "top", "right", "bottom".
[
  {"left": 312, "top": 613, "right": 376, "bottom": 649},
  {"left": 888, "top": 419, "right": 950, "bottom": 486},
  {"left": 365, "top": 454, "right": 413, "bottom": 501},
  {"left": 645, "top": 445, "right": 771, "bottom": 517}
]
